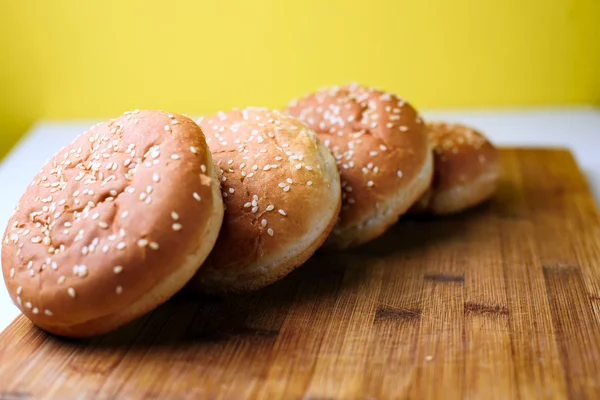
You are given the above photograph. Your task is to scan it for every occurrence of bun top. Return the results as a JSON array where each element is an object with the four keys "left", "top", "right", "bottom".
[
  {"left": 192, "top": 108, "right": 340, "bottom": 291},
  {"left": 2, "top": 110, "right": 220, "bottom": 326},
  {"left": 426, "top": 121, "right": 499, "bottom": 189},
  {"left": 286, "top": 83, "right": 430, "bottom": 230}
]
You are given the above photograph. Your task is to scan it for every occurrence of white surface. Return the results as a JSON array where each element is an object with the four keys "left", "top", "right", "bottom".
[{"left": 0, "top": 106, "right": 599, "bottom": 332}]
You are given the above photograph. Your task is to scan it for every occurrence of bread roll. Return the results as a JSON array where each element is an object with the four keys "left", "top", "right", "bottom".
[
  {"left": 286, "top": 83, "right": 433, "bottom": 249},
  {"left": 1, "top": 110, "right": 224, "bottom": 337},
  {"left": 411, "top": 121, "right": 499, "bottom": 215},
  {"left": 187, "top": 108, "right": 341, "bottom": 294}
]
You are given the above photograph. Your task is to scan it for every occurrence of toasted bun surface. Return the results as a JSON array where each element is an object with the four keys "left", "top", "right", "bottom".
[
  {"left": 412, "top": 121, "right": 499, "bottom": 215},
  {"left": 187, "top": 108, "right": 341, "bottom": 294},
  {"left": 1, "top": 110, "right": 224, "bottom": 337},
  {"left": 286, "top": 83, "right": 432, "bottom": 249}
]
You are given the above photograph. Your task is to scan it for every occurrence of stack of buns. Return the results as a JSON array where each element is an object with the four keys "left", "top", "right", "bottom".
[{"left": 1, "top": 84, "right": 499, "bottom": 337}]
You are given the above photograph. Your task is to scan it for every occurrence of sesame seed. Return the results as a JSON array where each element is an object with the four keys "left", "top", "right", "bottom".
[
  {"left": 117, "top": 241, "right": 126, "bottom": 250},
  {"left": 283, "top": 186, "right": 290, "bottom": 192},
  {"left": 121, "top": 211, "right": 129, "bottom": 218},
  {"left": 137, "top": 238, "right": 148, "bottom": 247},
  {"left": 149, "top": 242, "right": 159, "bottom": 250},
  {"left": 267, "top": 228, "right": 274, "bottom": 236},
  {"left": 380, "top": 144, "right": 387, "bottom": 151},
  {"left": 116, "top": 286, "right": 123, "bottom": 295},
  {"left": 171, "top": 154, "right": 180, "bottom": 160},
  {"left": 153, "top": 173, "right": 160, "bottom": 182},
  {"left": 399, "top": 126, "right": 408, "bottom": 131},
  {"left": 369, "top": 151, "right": 378, "bottom": 157},
  {"left": 244, "top": 202, "right": 252, "bottom": 208},
  {"left": 278, "top": 209, "right": 286, "bottom": 216},
  {"left": 44, "top": 309, "right": 53, "bottom": 316},
  {"left": 29, "top": 270, "right": 35, "bottom": 277},
  {"left": 190, "top": 146, "right": 197, "bottom": 154},
  {"left": 25, "top": 302, "right": 32, "bottom": 309},
  {"left": 397, "top": 170, "right": 403, "bottom": 178},
  {"left": 266, "top": 205, "right": 275, "bottom": 211},
  {"left": 367, "top": 181, "right": 374, "bottom": 187},
  {"left": 58, "top": 276, "right": 66, "bottom": 284},
  {"left": 286, "top": 178, "right": 293, "bottom": 184},
  {"left": 113, "top": 266, "right": 123, "bottom": 274},
  {"left": 16, "top": 286, "right": 22, "bottom": 295},
  {"left": 9, "top": 268, "right": 15, "bottom": 278},
  {"left": 252, "top": 206, "right": 259, "bottom": 213},
  {"left": 307, "top": 181, "right": 313, "bottom": 185},
  {"left": 296, "top": 164, "right": 302, "bottom": 169},
  {"left": 139, "top": 192, "right": 147, "bottom": 201},
  {"left": 171, "top": 211, "right": 179, "bottom": 220},
  {"left": 172, "top": 223, "right": 182, "bottom": 231},
  {"left": 98, "top": 221, "right": 108, "bottom": 229},
  {"left": 67, "top": 288, "right": 76, "bottom": 298},
  {"left": 164, "top": 125, "right": 171, "bottom": 131},
  {"left": 73, "top": 264, "right": 88, "bottom": 277},
  {"left": 200, "top": 164, "right": 207, "bottom": 173},
  {"left": 32, "top": 307, "right": 39, "bottom": 314},
  {"left": 193, "top": 192, "right": 201, "bottom": 201},
  {"left": 51, "top": 261, "right": 57, "bottom": 270},
  {"left": 31, "top": 236, "right": 41, "bottom": 243},
  {"left": 261, "top": 219, "right": 268, "bottom": 227},
  {"left": 228, "top": 188, "right": 235, "bottom": 194}
]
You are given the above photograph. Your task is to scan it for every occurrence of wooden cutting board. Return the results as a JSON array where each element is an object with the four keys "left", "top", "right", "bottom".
[{"left": 1, "top": 148, "right": 600, "bottom": 400}]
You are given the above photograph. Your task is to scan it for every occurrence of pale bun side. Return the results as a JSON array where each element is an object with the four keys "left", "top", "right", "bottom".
[
  {"left": 187, "top": 108, "right": 341, "bottom": 294},
  {"left": 326, "top": 148, "right": 433, "bottom": 249},
  {"left": 286, "top": 83, "right": 432, "bottom": 249},
  {"left": 413, "top": 121, "right": 500, "bottom": 215},
  {"left": 2, "top": 110, "right": 224, "bottom": 337}
]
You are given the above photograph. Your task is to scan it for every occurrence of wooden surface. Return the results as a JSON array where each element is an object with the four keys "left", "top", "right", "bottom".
[{"left": 1, "top": 148, "right": 600, "bottom": 400}]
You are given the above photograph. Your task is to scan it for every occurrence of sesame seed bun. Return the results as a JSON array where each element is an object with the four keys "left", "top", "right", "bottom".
[
  {"left": 411, "top": 122, "right": 500, "bottom": 215},
  {"left": 186, "top": 108, "right": 341, "bottom": 294},
  {"left": 285, "top": 83, "right": 433, "bottom": 250},
  {"left": 1, "top": 110, "right": 224, "bottom": 337}
]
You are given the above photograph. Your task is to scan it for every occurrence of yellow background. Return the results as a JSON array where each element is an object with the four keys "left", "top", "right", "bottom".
[{"left": 1, "top": 0, "right": 599, "bottom": 157}]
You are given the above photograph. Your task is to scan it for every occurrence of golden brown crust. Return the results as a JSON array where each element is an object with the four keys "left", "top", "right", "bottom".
[
  {"left": 414, "top": 121, "right": 500, "bottom": 215},
  {"left": 187, "top": 108, "right": 341, "bottom": 294},
  {"left": 286, "top": 83, "right": 432, "bottom": 249},
  {"left": 1, "top": 110, "right": 224, "bottom": 337}
]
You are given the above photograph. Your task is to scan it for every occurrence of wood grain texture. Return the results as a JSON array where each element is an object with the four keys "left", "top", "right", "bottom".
[{"left": 1, "top": 148, "right": 600, "bottom": 400}]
